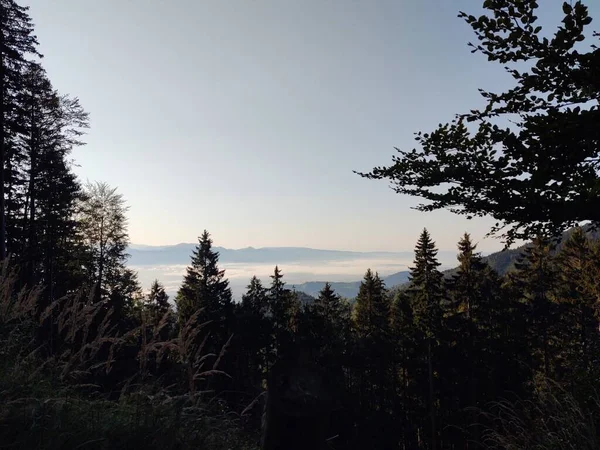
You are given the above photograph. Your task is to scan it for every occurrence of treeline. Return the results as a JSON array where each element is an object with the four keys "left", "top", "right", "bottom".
[
  {"left": 173, "top": 226, "right": 599, "bottom": 449},
  {"left": 2, "top": 0, "right": 600, "bottom": 449}
]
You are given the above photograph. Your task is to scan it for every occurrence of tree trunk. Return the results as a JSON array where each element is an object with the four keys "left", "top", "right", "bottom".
[
  {"left": 0, "top": 32, "right": 6, "bottom": 260},
  {"left": 428, "top": 339, "right": 437, "bottom": 450}
]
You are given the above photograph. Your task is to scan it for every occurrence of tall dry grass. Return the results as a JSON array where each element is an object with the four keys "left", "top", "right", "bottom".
[
  {"left": 481, "top": 379, "right": 600, "bottom": 450},
  {"left": 0, "top": 259, "right": 256, "bottom": 449}
]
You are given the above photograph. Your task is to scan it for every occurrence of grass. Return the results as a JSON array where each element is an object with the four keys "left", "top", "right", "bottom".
[
  {"left": 0, "top": 260, "right": 258, "bottom": 449},
  {"left": 481, "top": 379, "right": 600, "bottom": 450}
]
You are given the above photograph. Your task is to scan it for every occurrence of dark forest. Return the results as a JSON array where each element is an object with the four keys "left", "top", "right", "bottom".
[{"left": 1, "top": 0, "right": 599, "bottom": 449}]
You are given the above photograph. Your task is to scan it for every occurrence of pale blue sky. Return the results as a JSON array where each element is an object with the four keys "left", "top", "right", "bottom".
[{"left": 22, "top": 0, "right": 598, "bottom": 252}]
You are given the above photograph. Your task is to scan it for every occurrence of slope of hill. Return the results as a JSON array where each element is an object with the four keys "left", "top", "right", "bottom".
[
  {"left": 291, "top": 271, "right": 411, "bottom": 299},
  {"left": 293, "top": 225, "right": 600, "bottom": 300}
]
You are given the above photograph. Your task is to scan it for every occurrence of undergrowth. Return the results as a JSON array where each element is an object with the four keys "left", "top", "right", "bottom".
[{"left": 0, "top": 261, "right": 258, "bottom": 449}]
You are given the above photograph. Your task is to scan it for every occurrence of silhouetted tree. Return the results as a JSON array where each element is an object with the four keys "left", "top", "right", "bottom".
[
  {"left": 176, "top": 230, "right": 233, "bottom": 348},
  {"left": 232, "top": 276, "right": 272, "bottom": 403},
  {"left": 302, "top": 282, "right": 351, "bottom": 368},
  {"left": 266, "top": 266, "right": 300, "bottom": 357},
  {"left": 408, "top": 228, "right": 444, "bottom": 450},
  {"left": 351, "top": 269, "right": 394, "bottom": 448},
  {"left": 555, "top": 227, "right": 599, "bottom": 378},
  {"left": 357, "top": 0, "right": 600, "bottom": 245},
  {"left": 0, "top": 0, "right": 40, "bottom": 259},
  {"left": 79, "top": 182, "right": 130, "bottom": 299},
  {"left": 507, "top": 237, "right": 560, "bottom": 380}
]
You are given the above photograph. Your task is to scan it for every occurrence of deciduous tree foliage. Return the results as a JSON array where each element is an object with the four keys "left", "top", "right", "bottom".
[{"left": 357, "top": 0, "right": 600, "bottom": 246}]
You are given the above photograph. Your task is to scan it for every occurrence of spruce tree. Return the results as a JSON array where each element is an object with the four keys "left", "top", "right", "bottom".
[
  {"left": 409, "top": 229, "right": 444, "bottom": 338},
  {"left": 446, "top": 233, "right": 508, "bottom": 448},
  {"left": 354, "top": 269, "right": 390, "bottom": 340},
  {"left": 266, "top": 266, "right": 300, "bottom": 356},
  {"left": 507, "top": 236, "right": 559, "bottom": 380},
  {"left": 305, "top": 282, "right": 351, "bottom": 366},
  {"left": 0, "top": 0, "right": 40, "bottom": 259},
  {"left": 145, "top": 279, "right": 173, "bottom": 342},
  {"left": 390, "top": 290, "right": 418, "bottom": 449},
  {"left": 176, "top": 230, "right": 233, "bottom": 346},
  {"left": 556, "top": 227, "right": 599, "bottom": 377},
  {"left": 235, "top": 276, "right": 271, "bottom": 391},
  {"left": 408, "top": 228, "right": 444, "bottom": 450},
  {"left": 352, "top": 268, "right": 394, "bottom": 448},
  {"left": 148, "top": 279, "right": 171, "bottom": 319},
  {"left": 14, "top": 64, "right": 88, "bottom": 290}
]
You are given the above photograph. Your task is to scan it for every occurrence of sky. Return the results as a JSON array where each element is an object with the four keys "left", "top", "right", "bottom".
[{"left": 21, "top": 0, "right": 600, "bottom": 252}]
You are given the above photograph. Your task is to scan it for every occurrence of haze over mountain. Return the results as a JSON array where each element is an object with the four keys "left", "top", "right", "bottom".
[
  {"left": 127, "top": 243, "right": 457, "bottom": 299},
  {"left": 129, "top": 225, "right": 600, "bottom": 300}
]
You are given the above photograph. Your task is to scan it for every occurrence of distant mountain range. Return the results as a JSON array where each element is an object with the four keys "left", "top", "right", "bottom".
[
  {"left": 290, "top": 225, "right": 600, "bottom": 299},
  {"left": 128, "top": 226, "right": 598, "bottom": 301},
  {"left": 127, "top": 244, "right": 423, "bottom": 266},
  {"left": 126, "top": 243, "right": 450, "bottom": 300},
  {"left": 290, "top": 271, "right": 411, "bottom": 299}
]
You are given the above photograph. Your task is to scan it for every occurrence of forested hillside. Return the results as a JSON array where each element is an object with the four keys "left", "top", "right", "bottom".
[{"left": 0, "top": 0, "right": 599, "bottom": 449}]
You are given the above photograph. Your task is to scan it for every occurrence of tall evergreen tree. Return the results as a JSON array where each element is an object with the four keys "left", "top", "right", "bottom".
[
  {"left": 13, "top": 64, "right": 88, "bottom": 291},
  {"left": 147, "top": 279, "right": 171, "bottom": 320},
  {"left": 408, "top": 228, "right": 444, "bottom": 450},
  {"left": 445, "top": 233, "right": 509, "bottom": 448},
  {"left": 354, "top": 269, "right": 390, "bottom": 340},
  {"left": 390, "top": 290, "right": 419, "bottom": 449},
  {"left": 0, "top": 0, "right": 40, "bottom": 259},
  {"left": 176, "top": 230, "right": 233, "bottom": 346},
  {"left": 351, "top": 269, "right": 394, "bottom": 448},
  {"left": 234, "top": 276, "right": 271, "bottom": 392},
  {"left": 266, "top": 266, "right": 300, "bottom": 356},
  {"left": 304, "top": 282, "right": 351, "bottom": 366},
  {"left": 507, "top": 237, "right": 559, "bottom": 380},
  {"left": 556, "top": 227, "right": 599, "bottom": 377}
]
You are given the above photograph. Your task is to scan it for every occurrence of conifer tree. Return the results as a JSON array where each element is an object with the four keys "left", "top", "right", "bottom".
[
  {"left": 176, "top": 230, "right": 233, "bottom": 346},
  {"left": 147, "top": 279, "right": 171, "bottom": 319},
  {"left": 14, "top": 64, "right": 88, "bottom": 290},
  {"left": 354, "top": 269, "right": 390, "bottom": 340},
  {"left": 352, "top": 268, "right": 394, "bottom": 448},
  {"left": 304, "top": 282, "right": 351, "bottom": 366},
  {"left": 0, "top": 0, "right": 40, "bottom": 259},
  {"left": 556, "top": 227, "right": 599, "bottom": 377},
  {"left": 507, "top": 236, "right": 559, "bottom": 379},
  {"left": 235, "top": 276, "right": 271, "bottom": 390},
  {"left": 145, "top": 279, "right": 173, "bottom": 342},
  {"left": 408, "top": 228, "right": 444, "bottom": 450},
  {"left": 446, "top": 233, "right": 508, "bottom": 447},
  {"left": 390, "top": 290, "right": 418, "bottom": 449},
  {"left": 266, "top": 266, "right": 300, "bottom": 356}
]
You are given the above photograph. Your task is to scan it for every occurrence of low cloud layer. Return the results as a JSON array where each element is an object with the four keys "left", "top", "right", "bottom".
[{"left": 132, "top": 252, "right": 456, "bottom": 300}]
